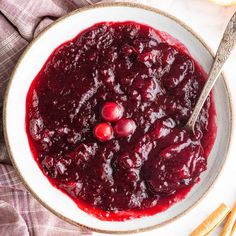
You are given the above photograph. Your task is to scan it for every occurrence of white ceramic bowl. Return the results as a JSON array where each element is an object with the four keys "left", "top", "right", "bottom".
[{"left": 3, "top": 2, "right": 232, "bottom": 234}]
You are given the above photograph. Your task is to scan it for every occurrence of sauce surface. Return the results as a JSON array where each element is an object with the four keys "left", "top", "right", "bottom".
[{"left": 26, "top": 21, "right": 216, "bottom": 221}]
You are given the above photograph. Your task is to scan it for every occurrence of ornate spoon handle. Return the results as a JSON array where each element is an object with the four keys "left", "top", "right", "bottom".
[{"left": 185, "top": 11, "right": 236, "bottom": 132}]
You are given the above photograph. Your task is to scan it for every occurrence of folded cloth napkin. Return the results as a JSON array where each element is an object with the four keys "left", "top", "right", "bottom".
[{"left": 0, "top": 0, "right": 100, "bottom": 235}]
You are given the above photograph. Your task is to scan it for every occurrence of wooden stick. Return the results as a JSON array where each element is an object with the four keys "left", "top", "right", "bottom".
[
  {"left": 204, "top": 214, "right": 228, "bottom": 236},
  {"left": 189, "top": 203, "right": 230, "bottom": 236},
  {"left": 230, "top": 221, "right": 236, "bottom": 236},
  {"left": 205, "top": 217, "right": 226, "bottom": 236},
  {"left": 221, "top": 202, "right": 236, "bottom": 236}
]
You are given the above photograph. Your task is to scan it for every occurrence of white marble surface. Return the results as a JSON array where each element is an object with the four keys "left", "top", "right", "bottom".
[{"left": 94, "top": 1, "right": 236, "bottom": 235}]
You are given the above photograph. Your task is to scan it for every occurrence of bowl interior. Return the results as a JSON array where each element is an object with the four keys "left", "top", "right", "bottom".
[{"left": 4, "top": 3, "right": 231, "bottom": 233}]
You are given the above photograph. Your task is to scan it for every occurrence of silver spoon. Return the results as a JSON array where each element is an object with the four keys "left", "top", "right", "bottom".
[{"left": 185, "top": 11, "right": 236, "bottom": 133}]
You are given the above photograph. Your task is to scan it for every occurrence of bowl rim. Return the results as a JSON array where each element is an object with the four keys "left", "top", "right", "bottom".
[{"left": 3, "top": 2, "right": 233, "bottom": 234}]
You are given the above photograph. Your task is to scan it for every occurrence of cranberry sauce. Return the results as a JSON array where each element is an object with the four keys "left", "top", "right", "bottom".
[{"left": 26, "top": 22, "right": 216, "bottom": 221}]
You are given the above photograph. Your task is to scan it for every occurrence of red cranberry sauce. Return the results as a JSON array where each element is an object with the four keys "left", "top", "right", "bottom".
[{"left": 26, "top": 22, "right": 216, "bottom": 221}]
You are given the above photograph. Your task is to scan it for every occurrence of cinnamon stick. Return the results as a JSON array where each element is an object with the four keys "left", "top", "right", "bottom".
[
  {"left": 189, "top": 203, "right": 230, "bottom": 236},
  {"left": 221, "top": 202, "right": 236, "bottom": 236},
  {"left": 230, "top": 220, "right": 236, "bottom": 236}
]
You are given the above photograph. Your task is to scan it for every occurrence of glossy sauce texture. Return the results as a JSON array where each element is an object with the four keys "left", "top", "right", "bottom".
[{"left": 26, "top": 22, "right": 216, "bottom": 221}]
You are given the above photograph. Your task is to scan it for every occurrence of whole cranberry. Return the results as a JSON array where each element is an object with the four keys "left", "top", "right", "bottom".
[
  {"left": 114, "top": 118, "right": 136, "bottom": 137},
  {"left": 94, "top": 123, "right": 113, "bottom": 142},
  {"left": 101, "top": 102, "right": 123, "bottom": 122}
]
